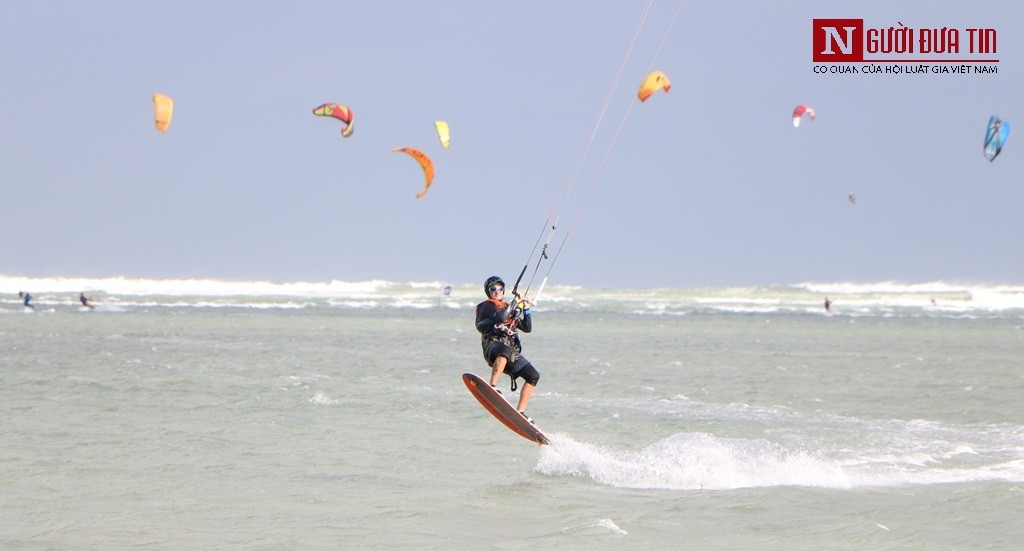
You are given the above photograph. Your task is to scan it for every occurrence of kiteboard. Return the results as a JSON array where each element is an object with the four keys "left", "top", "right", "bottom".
[{"left": 462, "top": 372, "right": 550, "bottom": 445}]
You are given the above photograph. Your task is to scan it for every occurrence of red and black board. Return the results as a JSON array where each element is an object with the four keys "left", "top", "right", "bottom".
[{"left": 462, "top": 372, "right": 550, "bottom": 445}]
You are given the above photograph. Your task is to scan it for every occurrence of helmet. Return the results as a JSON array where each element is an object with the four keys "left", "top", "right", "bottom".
[{"left": 484, "top": 275, "right": 505, "bottom": 296}]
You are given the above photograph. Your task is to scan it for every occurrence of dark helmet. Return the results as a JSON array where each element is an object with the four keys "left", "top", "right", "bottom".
[{"left": 484, "top": 275, "right": 505, "bottom": 296}]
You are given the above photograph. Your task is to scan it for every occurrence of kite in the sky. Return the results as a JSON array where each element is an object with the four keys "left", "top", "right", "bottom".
[
  {"left": 792, "top": 105, "right": 815, "bottom": 127},
  {"left": 313, "top": 103, "right": 354, "bottom": 137},
  {"left": 848, "top": 192, "right": 856, "bottom": 205},
  {"left": 393, "top": 147, "right": 435, "bottom": 199},
  {"left": 984, "top": 115, "right": 1010, "bottom": 161},
  {"left": 637, "top": 71, "right": 670, "bottom": 102},
  {"left": 434, "top": 120, "right": 450, "bottom": 149},
  {"left": 153, "top": 93, "right": 173, "bottom": 132}
]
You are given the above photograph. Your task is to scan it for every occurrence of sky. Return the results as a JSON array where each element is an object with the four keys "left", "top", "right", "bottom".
[{"left": 1, "top": 1, "right": 1022, "bottom": 289}]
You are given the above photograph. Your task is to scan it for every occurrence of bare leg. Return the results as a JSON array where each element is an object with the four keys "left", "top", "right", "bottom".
[
  {"left": 489, "top": 356, "right": 507, "bottom": 387},
  {"left": 516, "top": 382, "right": 536, "bottom": 413}
]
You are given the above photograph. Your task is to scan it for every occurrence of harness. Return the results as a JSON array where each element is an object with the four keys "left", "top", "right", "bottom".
[{"left": 480, "top": 298, "right": 523, "bottom": 391}]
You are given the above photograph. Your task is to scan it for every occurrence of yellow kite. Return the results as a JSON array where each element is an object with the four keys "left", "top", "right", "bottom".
[
  {"left": 637, "top": 71, "right": 670, "bottom": 102},
  {"left": 153, "top": 93, "right": 173, "bottom": 132},
  {"left": 434, "top": 120, "right": 450, "bottom": 149}
]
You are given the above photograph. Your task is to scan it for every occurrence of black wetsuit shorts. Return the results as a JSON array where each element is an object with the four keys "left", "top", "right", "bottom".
[{"left": 483, "top": 340, "right": 539, "bottom": 386}]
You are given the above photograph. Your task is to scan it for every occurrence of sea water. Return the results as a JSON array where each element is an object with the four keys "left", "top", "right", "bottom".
[{"left": 2, "top": 277, "right": 1023, "bottom": 549}]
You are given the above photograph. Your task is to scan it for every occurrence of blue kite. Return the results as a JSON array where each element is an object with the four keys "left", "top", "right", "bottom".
[{"left": 984, "top": 115, "right": 1010, "bottom": 162}]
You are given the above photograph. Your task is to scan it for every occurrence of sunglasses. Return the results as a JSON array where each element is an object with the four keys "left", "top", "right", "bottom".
[{"left": 488, "top": 286, "right": 504, "bottom": 293}]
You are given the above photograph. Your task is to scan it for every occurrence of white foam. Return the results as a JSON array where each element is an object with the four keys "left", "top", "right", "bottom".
[
  {"left": 537, "top": 433, "right": 852, "bottom": 490},
  {"left": 3, "top": 274, "right": 1022, "bottom": 316},
  {"left": 596, "top": 518, "right": 628, "bottom": 535},
  {"left": 309, "top": 391, "right": 337, "bottom": 405},
  {"left": 536, "top": 431, "right": 1024, "bottom": 491}
]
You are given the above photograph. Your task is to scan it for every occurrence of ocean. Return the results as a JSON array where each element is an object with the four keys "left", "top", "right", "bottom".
[{"left": 2, "top": 276, "right": 1023, "bottom": 549}]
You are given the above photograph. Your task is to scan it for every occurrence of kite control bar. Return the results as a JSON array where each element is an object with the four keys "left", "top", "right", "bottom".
[{"left": 510, "top": 264, "right": 528, "bottom": 299}]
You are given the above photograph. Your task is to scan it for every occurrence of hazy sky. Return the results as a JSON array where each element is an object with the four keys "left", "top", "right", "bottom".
[{"left": 2, "top": 1, "right": 1021, "bottom": 288}]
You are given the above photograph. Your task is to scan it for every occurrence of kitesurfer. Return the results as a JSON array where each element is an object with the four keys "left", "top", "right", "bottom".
[
  {"left": 20, "top": 291, "right": 34, "bottom": 309},
  {"left": 475, "top": 275, "right": 539, "bottom": 422},
  {"left": 824, "top": 297, "right": 833, "bottom": 314},
  {"left": 80, "top": 292, "right": 94, "bottom": 309}
]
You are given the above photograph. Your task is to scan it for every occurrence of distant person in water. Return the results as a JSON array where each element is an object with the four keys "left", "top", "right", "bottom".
[
  {"left": 824, "top": 297, "right": 833, "bottom": 314},
  {"left": 80, "top": 292, "right": 94, "bottom": 309},
  {"left": 20, "top": 291, "right": 34, "bottom": 309}
]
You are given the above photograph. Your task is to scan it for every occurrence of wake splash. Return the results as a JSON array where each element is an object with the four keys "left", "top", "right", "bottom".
[
  {"left": 535, "top": 432, "right": 1024, "bottom": 491},
  {"left": 537, "top": 433, "right": 850, "bottom": 490}
]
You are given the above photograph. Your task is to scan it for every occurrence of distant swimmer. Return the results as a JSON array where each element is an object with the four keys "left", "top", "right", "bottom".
[
  {"left": 80, "top": 292, "right": 94, "bottom": 309},
  {"left": 476, "top": 275, "right": 539, "bottom": 422},
  {"left": 824, "top": 297, "right": 833, "bottom": 313},
  {"left": 20, "top": 291, "right": 35, "bottom": 309}
]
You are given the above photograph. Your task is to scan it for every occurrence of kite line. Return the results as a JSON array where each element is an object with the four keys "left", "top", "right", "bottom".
[{"left": 518, "top": 0, "right": 687, "bottom": 303}]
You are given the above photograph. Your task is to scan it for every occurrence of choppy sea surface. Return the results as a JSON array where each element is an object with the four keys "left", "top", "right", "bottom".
[{"left": 2, "top": 276, "right": 1023, "bottom": 549}]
